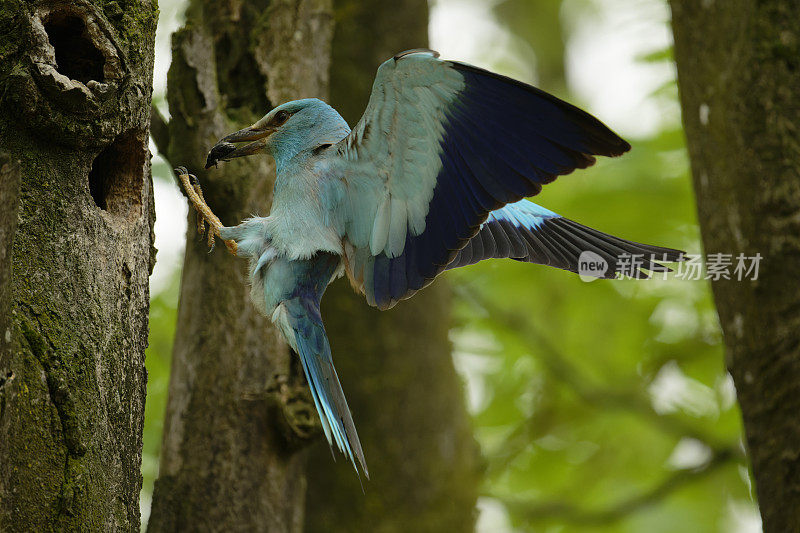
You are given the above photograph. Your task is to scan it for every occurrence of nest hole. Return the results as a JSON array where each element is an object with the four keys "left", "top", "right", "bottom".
[
  {"left": 44, "top": 12, "right": 105, "bottom": 84},
  {"left": 89, "top": 131, "right": 145, "bottom": 218}
]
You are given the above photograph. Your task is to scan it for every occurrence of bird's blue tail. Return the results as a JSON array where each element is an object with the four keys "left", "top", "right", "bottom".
[{"left": 274, "top": 297, "right": 368, "bottom": 478}]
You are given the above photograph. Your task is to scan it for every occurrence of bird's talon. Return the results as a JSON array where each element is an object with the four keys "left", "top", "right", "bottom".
[
  {"left": 174, "top": 166, "right": 238, "bottom": 255},
  {"left": 190, "top": 175, "right": 206, "bottom": 201}
]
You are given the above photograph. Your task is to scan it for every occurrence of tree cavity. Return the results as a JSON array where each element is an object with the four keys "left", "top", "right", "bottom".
[
  {"left": 89, "top": 131, "right": 145, "bottom": 219},
  {"left": 43, "top": 11, "right": 106, "bottom": 84}
]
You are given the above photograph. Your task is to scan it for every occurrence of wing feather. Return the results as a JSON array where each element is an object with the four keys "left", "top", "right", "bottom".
[
  {"left": 447, "top": 200, "right": 684, "bottom": 277},
  {"left": 327, "top": 50, "right": 633, "bottom": 309}
]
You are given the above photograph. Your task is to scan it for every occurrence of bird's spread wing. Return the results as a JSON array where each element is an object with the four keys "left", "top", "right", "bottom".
[
  {"left": 447, "top": 200, "right": 684, "bottom": 276},
  {"left": 324, "top": 50, "right": 632, "bottom": 309},
  {"left": 274, "top": 296, "right": 368, "bottom": 478}
]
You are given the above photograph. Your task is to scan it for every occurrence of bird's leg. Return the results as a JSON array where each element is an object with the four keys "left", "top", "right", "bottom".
[
  {"left": 174, "top": 167, "right": 238, "bottom": 255},
  {"left": 189, "top": 174, "right": 207, "bottom": 238}
]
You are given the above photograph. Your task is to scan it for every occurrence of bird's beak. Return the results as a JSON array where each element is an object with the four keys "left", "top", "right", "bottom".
[{"left": 205, "top": 125, "right": 273, "bottom": 169}]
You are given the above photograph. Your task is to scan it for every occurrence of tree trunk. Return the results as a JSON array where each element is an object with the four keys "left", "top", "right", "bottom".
[
  {"left": 304, "top": 1, "right": 482, "bottom": 531},
  {"left": 494, "top": 0, "right": 568, "bottom": 95},
  {"left": 670, "top": 2, "right": 800, "bottom": 530},
  {"left": 147, "top": 1, "right": 334, "bottom": 531},
  {"left": 0, "top": 0, "right": 157, "bottom": 530}
]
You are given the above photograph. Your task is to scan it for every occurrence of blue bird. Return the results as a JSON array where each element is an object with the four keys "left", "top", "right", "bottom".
[{"left": 176, "top": 49, "right": 684, "bottom": 479}]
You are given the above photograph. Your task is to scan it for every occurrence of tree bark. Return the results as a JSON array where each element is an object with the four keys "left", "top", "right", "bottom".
[
  {"left": 0, "top": 0, "right": 157, "bottom": 530},
  {"left": 670, "top": 2, "right": 800, "bottom": 530},
  {"left": 148, "top": 1, "right": 334, "bottom": 531},
  {"left": 304, "top": 1, "right": 482, "bottom": 531},
  {"left": 0, "top": 154, "right": 19, "bottom": 379}
]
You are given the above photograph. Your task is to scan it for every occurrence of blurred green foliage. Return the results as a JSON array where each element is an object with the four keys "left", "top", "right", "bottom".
[
  {"left": 142, "top": 0, "right": 756, "bottom": 530},
  {"left": 451, "top": 1, "right": 753, "bottom": 531}
]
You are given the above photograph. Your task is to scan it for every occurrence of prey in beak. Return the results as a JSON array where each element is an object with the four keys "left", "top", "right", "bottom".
[
  {"left": 205, "top": 108, "right": 295, "bottom": 169},
  {"left": 205, "top": 124, "right": 272, "bottom": 169}
]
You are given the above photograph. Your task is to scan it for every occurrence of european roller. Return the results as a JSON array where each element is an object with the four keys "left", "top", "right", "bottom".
[{"left": 174, "top": 49, "right": 684, "bottom": 479}]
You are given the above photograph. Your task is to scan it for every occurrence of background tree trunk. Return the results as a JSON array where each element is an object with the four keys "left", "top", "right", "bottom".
[
  {"left": 148, "top": 1, "right": 334, "bottom": 531},
  {"left": 670, "top": 2, "right": 800, "bottom": 530},
  {"left": 0, "top": 0, "right": 157, "bottom": 530},
  {"left": 148, "top": 1, "right": 479, "bottom": 530},
  {"left": 494, "top": 0, "right": 567, "bottom": 96},
  {"left": 304, "top": 1, "right": 482, "bottom": 531}
]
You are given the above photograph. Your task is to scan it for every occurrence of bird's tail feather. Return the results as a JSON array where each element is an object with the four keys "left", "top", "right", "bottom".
[{"left": 273, "top": 297, "right": 368, "bottom": 478}]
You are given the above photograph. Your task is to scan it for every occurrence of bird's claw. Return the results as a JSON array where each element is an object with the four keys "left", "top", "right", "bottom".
[
  {"left": 174, "top": 167, "right": 238, "bottom": 256},
  {"left": 207, "top": 225, "right": 217, "bottom": 253}
]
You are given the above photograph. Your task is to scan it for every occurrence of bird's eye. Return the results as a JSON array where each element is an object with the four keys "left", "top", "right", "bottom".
[{"left": 274, "top": 110, "right": 290, "bottom": 124}]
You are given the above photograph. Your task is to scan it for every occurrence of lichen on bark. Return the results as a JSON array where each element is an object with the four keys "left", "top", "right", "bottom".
[{"left": 0, "top": 0, "right": 157, "bottom": 530}]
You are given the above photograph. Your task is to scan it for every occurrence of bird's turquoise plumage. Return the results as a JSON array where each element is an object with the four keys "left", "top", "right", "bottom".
[
  {"left": 270, "top": 254, "right": 366, "bottom": 475},
  {"left": 206, "top": 50, "right": 684, "bottom": 477}
]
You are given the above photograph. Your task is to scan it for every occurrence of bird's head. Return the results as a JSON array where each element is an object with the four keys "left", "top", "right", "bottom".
[{"left": 205, "top": 98, "right": 349, "bottom": 169}]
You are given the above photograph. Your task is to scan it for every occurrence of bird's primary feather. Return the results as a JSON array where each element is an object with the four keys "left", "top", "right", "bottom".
[{"left": 447, "top": 199, "right": 683, "bottom": 276}]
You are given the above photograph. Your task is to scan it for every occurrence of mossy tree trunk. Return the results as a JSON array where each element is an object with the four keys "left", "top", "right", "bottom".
[
  {"left": 0, "top": 0, "right": 157, "bottom": 530},
  {"left": 304, "top": 1, "right": 482, "bottom": 531},
  {"left": 670, "top": 2, "right": 800, "bottom": 530},
  {"left": 147, "top": 1, "right": 334, "bottom": 531}
]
